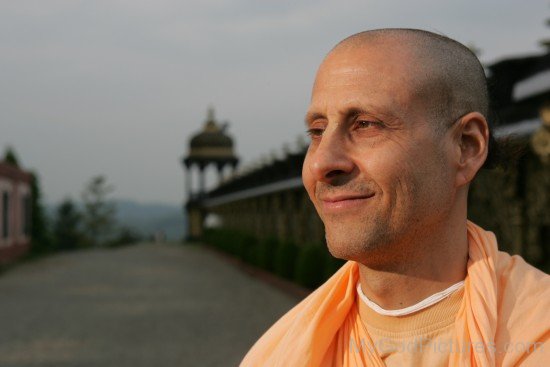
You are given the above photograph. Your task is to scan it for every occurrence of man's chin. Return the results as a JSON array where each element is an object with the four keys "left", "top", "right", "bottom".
[
  {"left": 326, "top": 233, "right": 368, "bottom": 262},
  {"left": 324, "top": 224, "right": 388, "bottom": 261}
]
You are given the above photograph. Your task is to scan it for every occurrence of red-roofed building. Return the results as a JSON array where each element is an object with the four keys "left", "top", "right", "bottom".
[{"left": 0, "top": 161, "right": 32, "bottom": 264}]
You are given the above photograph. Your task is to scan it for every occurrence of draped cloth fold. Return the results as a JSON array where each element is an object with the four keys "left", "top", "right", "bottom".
[{"left": 241, "top": 221, "right": 550, "bottom": 366}]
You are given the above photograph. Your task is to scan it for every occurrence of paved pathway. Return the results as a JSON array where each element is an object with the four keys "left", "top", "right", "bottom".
[{"left": 0, "top": 243, "right": 299, "bottom": 367}]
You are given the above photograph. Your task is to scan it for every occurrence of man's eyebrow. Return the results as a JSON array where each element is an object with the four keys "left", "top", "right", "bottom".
[
  {"left": 304, "top": 107, "right": 399, "bottom": 126},
  {"left": 304, "top": 111, "right": 326, "bottom": 126},
  {"left": 344, "top": 106, "right": 401, "bottom": 124},
  {"left": 343, "top": 107, "right": 370, "bottom": 120},
  {"left": 304, "top": 107, "right": 372, "bottom": 125}
]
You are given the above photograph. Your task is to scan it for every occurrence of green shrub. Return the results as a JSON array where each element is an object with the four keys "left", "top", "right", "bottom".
[
  {"left": 274, "top": 241, "right": 299, "bottom": 280},
  {"left": 246, "top": 241, "right": 260, "bottom": 267},
  {"left": 202, "top": 229, "right": 215, "bottom": 245},
  {"left": 203, "top": 229, "right": 262, "bottom": 265},
  {"left": 203, "top": 229, "right": 231, "bottom": 250},
  {"left": 203, "top": 228, "right": 229, "bottom": 250},
  {"left": 323, "top": 253, "right": 347, "bottom": 281},
  {"left": 295, "top": 244, "right": 327, "bottom": 289},
  {"left": 256, "top": 237, "right": 278, "bottom": 271},
  {"left": 239, "top": 234, "right": 258, "bottom": 263},
  {"left": 203, "top": 231, "right": 348, "bottom": 289},
  {"left": 225, "top": 231, "right": 243, "bottom": 256}
]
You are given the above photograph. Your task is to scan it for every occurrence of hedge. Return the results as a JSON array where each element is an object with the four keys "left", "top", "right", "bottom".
[
  {"left": 274, "top": 241, "right": 299, "bottom": 280},
  {"left": 256, "top": 237, "right": 278, "bottom": 271},
  {"left": 295, "top": 244, "right": 327, "bottom": 288},
  {"left": 202, "top": 229, "right": 346, "bottom": 289}
]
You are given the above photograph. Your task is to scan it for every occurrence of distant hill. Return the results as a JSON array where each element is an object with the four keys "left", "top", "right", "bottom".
[
  {"left": 113, "top": 200, "right": 186, "bottom": 242},
  {"left": 46, "top": 199, "right": 186, "bottom": 242}
]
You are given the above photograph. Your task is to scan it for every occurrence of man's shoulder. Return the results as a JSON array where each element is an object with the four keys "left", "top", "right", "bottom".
[
  {"left": 494, "top": 251, "right": 549, "bottom": 365},
  {"left": 495, "top": 250, "right": 549, "bottom": 298},
  {"left": 495, "top": 250, "right": 549, "bottom": 313}
]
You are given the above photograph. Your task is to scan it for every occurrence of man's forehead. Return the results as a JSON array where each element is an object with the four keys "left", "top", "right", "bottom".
[
  {"left": 326, "top": 37, "right": 421, "bottom": 70},
  {"left": 312, "top": 63, "right": 398, "bottom": 92},
  {"left": 330, "top": 31, "right": 422, "bottom": 58},
  {"left": 309, "top": 46, "right": 421, "bottom": 113},
  {"left": 315, "top": 43, "right": 423, "bottom": 93}
]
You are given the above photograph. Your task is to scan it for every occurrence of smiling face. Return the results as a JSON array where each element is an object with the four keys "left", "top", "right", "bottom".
[{"left": 302, "top": 40, "right": 458, "bottom": 264}]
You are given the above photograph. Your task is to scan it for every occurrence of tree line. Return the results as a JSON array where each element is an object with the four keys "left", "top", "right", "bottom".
[{"left": 3, "top": 147, "right": 142, "bottom": 255}]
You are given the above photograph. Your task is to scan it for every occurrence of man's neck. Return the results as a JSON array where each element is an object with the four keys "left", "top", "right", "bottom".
[{"left": 357, "top": 219, "right": 468, "bottom": 310}]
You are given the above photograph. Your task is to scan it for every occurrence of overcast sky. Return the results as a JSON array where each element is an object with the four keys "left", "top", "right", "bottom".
[{"left": 1, "top": 0, "right": 548, "bottom": 206}]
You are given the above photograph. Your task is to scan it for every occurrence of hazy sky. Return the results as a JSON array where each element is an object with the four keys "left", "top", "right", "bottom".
[{"left": 1, "top": 0, "right": 548, "bottom": 205}]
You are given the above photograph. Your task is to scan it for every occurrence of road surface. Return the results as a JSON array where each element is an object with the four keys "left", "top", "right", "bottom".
[{"left": 0, "top": 243, "right": 298, "bottom": 367}]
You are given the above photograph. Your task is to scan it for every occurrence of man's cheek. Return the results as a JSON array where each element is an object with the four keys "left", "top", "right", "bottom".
[{"left": 359, "top": 147, "right": 400, "bottom": 172}]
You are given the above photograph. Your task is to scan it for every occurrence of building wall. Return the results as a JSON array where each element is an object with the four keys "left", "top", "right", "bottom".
[
  {"left": 0, "top": 164, "right": 32, "bottom": 265},
  {"left": 469, "top": 147, "right": 550, "bottom": 271},
  {"left": 210, "top": 188, "right": 325, "bottom": 245}
]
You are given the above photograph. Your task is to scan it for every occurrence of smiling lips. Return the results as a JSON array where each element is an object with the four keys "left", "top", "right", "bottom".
[{"left": 318, "top": 193, "right": 375, "bottom": 212}]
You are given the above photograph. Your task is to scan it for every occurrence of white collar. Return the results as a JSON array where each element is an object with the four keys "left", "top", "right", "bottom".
[{"left": 356, "top": 280, "right": 464, "bottom": 317}]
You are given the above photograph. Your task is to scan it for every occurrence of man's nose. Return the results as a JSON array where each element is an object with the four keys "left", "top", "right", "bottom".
[{"left": 307, "top": 132, "right": 355, "bottom": 183}]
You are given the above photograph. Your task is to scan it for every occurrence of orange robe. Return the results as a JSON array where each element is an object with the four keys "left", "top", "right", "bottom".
[{"left": 241, "top": 221, "right": 550, "bottom": 366}]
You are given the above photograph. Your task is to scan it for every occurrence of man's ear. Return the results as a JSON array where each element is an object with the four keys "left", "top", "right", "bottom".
[{"left": 453, "top": 112, "right": 489, "bottom": 187}]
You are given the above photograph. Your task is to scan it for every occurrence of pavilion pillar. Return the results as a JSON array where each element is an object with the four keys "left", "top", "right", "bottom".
[
  {"left": 185, "top": 165, "right": 192, "bottom": 199},
  {"left": 199, "top": 164, "right": 206, "bottom": 196},
  {"left": 217, "top": 163, "right": 224, "bottom": 184}
]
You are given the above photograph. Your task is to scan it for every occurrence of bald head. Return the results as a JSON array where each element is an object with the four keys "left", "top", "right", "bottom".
[{"left": 328, "top": 29, "right": 489, "bottom": 134}]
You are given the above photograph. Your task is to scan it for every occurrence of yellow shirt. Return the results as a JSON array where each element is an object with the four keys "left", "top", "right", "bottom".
[{"left": 357, "top": 288, "right": 464, "bottom": 366}]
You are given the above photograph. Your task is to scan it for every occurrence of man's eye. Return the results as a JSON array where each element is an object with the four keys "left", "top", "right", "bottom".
[
  {"left": 356, "top": 120, "right": 377, "bottom": 128},
  {"left": 306, "top": 128, "right": 324, "bottom": 137}
]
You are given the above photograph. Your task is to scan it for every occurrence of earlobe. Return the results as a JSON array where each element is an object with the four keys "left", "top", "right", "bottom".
[{"left": 454, "top": 112, "right": 489, "bottom": 187}]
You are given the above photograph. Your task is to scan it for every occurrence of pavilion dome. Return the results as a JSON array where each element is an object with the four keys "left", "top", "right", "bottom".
[
  {"left": 190, "top": 120, "right": 234, "bottom": 149},
  {"left": 184, "top": 108, "right": 238, "bottom": 167}
]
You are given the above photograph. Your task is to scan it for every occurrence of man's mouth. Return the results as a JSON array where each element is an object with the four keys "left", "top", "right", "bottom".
[{"left": 318, "top": 193, "right": 375, "bottom": 212}]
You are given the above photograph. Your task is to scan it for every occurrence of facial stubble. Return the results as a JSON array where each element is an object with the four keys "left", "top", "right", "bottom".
[{"left": 321, "top": 175, "right": 431, "bottom": 266}]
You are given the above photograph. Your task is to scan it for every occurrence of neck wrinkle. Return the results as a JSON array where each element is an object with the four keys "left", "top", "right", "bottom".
[{"left": 357, "top": 221, "right": 468, "bottom": 310}]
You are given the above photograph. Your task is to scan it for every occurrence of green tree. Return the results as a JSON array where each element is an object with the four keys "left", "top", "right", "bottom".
[
  {"left": 53, "top": 198, "right": 84, "bottom": 250},
  {"left": 29, "top": 171, "right": 53, "bottom": 254},
  {"left": 3, "top": 146, "right": 20, "bottom": 167},
  {"left": 109, "top": 226, "right": 142, "bottom": 247},
  {"left": 81, "top": 175, "right": 116, "bottom": 246}
]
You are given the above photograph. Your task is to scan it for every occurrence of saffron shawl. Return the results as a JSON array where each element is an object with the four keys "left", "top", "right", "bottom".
[{"left": 241, "top": 222, "right": 549, "bottom": 366}]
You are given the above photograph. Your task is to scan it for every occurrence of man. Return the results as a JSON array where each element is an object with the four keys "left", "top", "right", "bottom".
[{"left": 241, "top": 29, "right": 549, "bottom": 366}]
